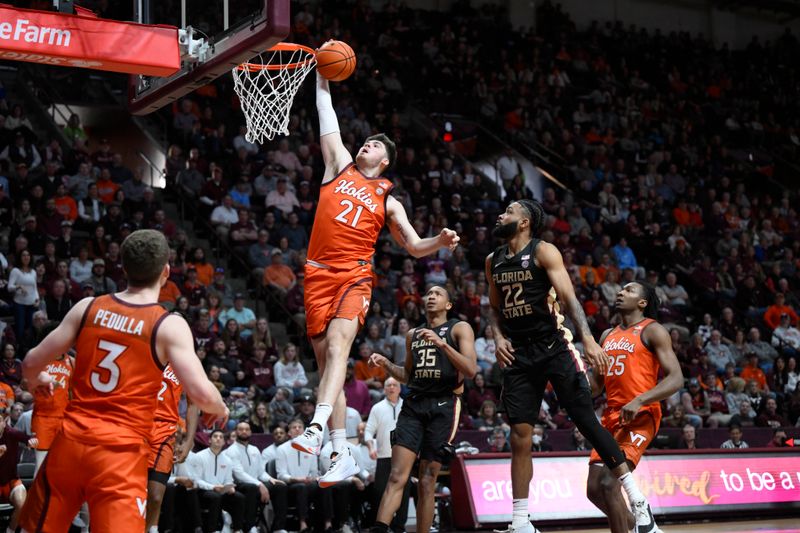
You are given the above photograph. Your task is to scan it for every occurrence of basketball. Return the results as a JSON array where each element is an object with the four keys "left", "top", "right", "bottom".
[{"left": 316, "top": 40, "right": 356, "bottom": 82}]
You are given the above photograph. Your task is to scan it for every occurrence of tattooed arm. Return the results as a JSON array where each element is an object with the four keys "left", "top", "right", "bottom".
[
  {"left": 369, "top": 329, "right": 416, "bottom": 383},
  {"left": 386, "top": 196, "right": 459, "bottom": 258},
  {"left": 537, "top": 241, "right": 609, "bottom": 374}
]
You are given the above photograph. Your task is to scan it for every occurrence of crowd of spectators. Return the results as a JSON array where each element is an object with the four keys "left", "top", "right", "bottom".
[{"left": 0, "top": 1, "right": 799, "bottom": 527}]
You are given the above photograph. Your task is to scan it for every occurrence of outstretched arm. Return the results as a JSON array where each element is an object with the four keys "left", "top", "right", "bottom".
[
  {"left": 537, "top": 242, "right": 609, "bottom": 374},
  {"left": 620, "top": 322, "right": 683, "bottom": 424},
  {"left": 369, "top": 329, "right": 415, "bottom": 383},
  {"left": 386, "top": 196, "right": 459, "bottom": 258},
  {"left": 22, "top": 297, "right": 93, "bottom": 388},
  {"left": 317, "top": 73, "right": 353, "bottom": 182}
]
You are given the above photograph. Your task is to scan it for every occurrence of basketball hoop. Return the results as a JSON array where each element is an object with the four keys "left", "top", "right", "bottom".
[{"left": 232, "top": 43, "right": 316, "bottom": 143}]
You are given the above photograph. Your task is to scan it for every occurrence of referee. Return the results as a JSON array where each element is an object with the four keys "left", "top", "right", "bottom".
[{"left": 364, "top": 377, "right": 409, "bottom": 529}]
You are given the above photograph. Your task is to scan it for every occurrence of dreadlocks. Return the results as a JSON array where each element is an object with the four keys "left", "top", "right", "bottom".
[{"left": 516, "top": 199, "right": 546, "bottom": 237}]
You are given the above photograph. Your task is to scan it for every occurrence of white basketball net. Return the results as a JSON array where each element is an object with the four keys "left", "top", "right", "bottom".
[{"left": 232, "top": 45, "right": 316, "bottom": 143}]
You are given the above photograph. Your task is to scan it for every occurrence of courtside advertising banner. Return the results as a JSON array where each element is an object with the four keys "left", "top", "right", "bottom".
[
  {"left": 0, "top": 5, "right": 179, "bottom": 75},
  {"left": 451, "top": 450, "right": 800, "bottom": 528}
]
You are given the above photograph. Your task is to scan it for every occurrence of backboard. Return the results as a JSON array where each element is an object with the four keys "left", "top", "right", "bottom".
[{"left": 127, "top": 0, "right": 290, "bottom": 115}]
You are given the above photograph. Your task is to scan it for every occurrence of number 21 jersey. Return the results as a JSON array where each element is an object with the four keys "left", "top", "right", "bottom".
[
  {"left": 308, "top": 163, "right": 393, "bottom": 268},
  {"left": 64, "top": 294, "right": 169, "bottom": 446}
]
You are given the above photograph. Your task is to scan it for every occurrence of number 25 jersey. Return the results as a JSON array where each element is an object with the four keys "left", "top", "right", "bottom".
[
  {"left": 64, "top": 294, "right": 169, "bottom": 446},
  {"left": 601, "top": 319, "right": 661, "bottom": 417},
  {"left": 307, "top": 163, "right": 393, "bottom": 269}
]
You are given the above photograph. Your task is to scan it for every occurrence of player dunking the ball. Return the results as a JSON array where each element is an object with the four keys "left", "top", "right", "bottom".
[
  {"left": 485, "top": 200, "right": 659, "bottom": 533},
  {"left": 587, "top": 282, "right": 682, "bottom": 533},
  {"left": 19, "top": 230, "right": 228, "bottom": 533},
  {"left": 291, "top": 70, "right": 459, "bottom": 486},
  {"left": 368, "top": 285, "right": 477, "bottom": 533}
]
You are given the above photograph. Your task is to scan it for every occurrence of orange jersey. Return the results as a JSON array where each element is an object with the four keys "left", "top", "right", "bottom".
[
  {"left": 307, "top": 163, "right": 393, "bottom": 268},
  {"left": 154, "top": 364, "right": 182, "bottom": 424},
  {"left": 33, "top": 356, "right": 73, "bottom": 418},
  {"left": 601, "top": 318, "right": 662, "bottom": 417},
  {"left": 62, "top": 294, "right": 168, "bottom": 446}
]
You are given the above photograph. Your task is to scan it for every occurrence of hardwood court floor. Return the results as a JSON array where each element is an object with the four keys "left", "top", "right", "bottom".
[{"left": 563, "top": 518, "right": 800, "bottom": 533}]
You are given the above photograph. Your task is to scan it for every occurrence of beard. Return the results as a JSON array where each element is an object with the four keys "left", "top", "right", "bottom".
[{"left": 492, "top": 220, "right": 519, "bottom": 239}]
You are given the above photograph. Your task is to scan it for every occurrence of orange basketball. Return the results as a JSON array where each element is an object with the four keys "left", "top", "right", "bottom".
[{"left": 316, "top": 40, "right": 356, "bottom": 82}]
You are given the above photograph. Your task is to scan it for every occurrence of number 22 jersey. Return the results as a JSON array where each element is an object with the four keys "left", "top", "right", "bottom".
[{"left": 64, "top": 294, "right": 169, "bottom": 446}]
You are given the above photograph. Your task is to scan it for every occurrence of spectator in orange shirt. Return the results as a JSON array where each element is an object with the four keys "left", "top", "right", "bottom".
[
  {"left": 740, "top": 353, "right": 769, "bottom": 393},
  {"left": 354, "top": 342, "right": 386, "bottom": 403},
  {"left": 188, "top": 247, "right": 215, "bottom": 285},
  {"left": 263, "top": 250, "right": 296, "bottom": 303},
  {"left": 53, "top": 184, "right": 77, "bottom": 221},
  {"left": 158, "top": 278, "right": 182, "bottom": 308},
  {"left": 0, "top": 382, "right": 14, "bottom": 411},
  {"left": 763, "top": 293, "right": 799, "bottom": 330},
  {"left": 95, "top": 168, "right": 119, "bottom": 204}
]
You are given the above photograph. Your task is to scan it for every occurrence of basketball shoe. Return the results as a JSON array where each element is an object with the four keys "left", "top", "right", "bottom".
[
  {"left": 633, "top": 500, "right": 662, "bottom": 533},
  {"left": 319, "top": 447, "right": 360, "bottom": 488},
  {"left": 291, "top": 425, "right": 323, "bottom": 455}
]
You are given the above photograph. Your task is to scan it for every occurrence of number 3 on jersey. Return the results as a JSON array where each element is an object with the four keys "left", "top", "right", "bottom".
[
  {"left": 606, "top": 354, "right": 626, "bottom": 376},
  {"left": 91, "top": 340, "right": 127, "bottom": 393},
  {"left": 334, "top": 199, "right": 364, "bottom": 227}
]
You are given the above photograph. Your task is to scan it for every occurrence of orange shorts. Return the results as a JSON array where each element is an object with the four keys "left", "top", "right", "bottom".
[
  {"left": 0, "top": 479, "right": 22, "bottom": 503},
  {"left": 31, "top": 415, "right": 63, "bottom": 450},
  {"left": 304, "top": 261, "right": 373, "bottom": 337},
  {"left": 589, "top": 408, "right": 660, "bottom": 467},
  {"left": 20, "top": 435, "right": 149, "bottom": 533},
  {"left": 148, "top": 420, "right": 178, "bottom": 475}
]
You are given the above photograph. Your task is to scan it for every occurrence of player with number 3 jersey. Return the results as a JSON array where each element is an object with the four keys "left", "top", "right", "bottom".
[
  {"left": 587, "top": 282, "right": 682, "bottom": 533},
  {"left": 19, "top": 230, "right": 227, "bottom": 533},
  {"left": 291, "top": 68, "right": 459, "bottom": 488}
]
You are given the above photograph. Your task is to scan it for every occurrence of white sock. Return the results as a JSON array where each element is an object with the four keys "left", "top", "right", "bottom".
[
  {"left": 619, "top": 472, "right": 646, "bottom": 505},
  {"left": 148, "top": 527, "right": 159, "bottom": 533},
  {"left": 330, "top": 428, "right": 347, "bottom": 454},
  {"left": 309, "top": 403, "right": 332, "bottom": 430},
  {"left": 511, "top": 498, "right": 528, "bottom": 528},
  {"left": 8, "top": 527, "right": 16, "bottom": 533}
]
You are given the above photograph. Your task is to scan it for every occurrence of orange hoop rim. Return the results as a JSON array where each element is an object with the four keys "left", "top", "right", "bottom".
[{"left": 236, "top": 42, "right": 317, "bottom": 72}]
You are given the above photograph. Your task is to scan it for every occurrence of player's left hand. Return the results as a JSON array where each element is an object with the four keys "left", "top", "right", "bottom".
[
  {"left": 583, "top": 340, "right": 609, "bottom": 375},
  {"left": 438, "top": 228, "right": 460, "bottom": 251},
  {"left": 418, "top": 329, "right": 444, "bottom": 348},
  {"left": 620, "top": 397, "right": 644, "bottom": 425}
]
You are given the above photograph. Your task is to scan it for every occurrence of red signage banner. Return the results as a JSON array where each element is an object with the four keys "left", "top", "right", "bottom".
[{"left": 0, "top": 4, "right": 180, "bottom": 76}]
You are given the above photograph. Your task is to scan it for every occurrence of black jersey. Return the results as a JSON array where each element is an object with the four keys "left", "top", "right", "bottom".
[
  {"left": 490, "top": 239, "right": 560, "bottom": 342},
  {"left": 407, "top": 318, "right": 463, "bottom": 397}
]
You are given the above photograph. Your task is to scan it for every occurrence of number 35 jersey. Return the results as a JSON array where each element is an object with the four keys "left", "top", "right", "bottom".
[
  {"left": 307, "top": 163, "right": 393, "bottom": 269},
  {"left": 64, "top": 294, "right": 169, "bottom": 446},
  {"left": 601, "top": 318, "right": 661, "bottom": 417},
  {"left": 407, "top": 318, "right": 463, "bottom": 397}
]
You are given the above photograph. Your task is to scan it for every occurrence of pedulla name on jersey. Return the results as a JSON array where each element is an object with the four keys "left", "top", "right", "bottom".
[
  {"left": 92, "top": 308, "right": 144, "bottom": 336},
  {"left": 333, "top": 179, "right": 378, "bottom": 212}
]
